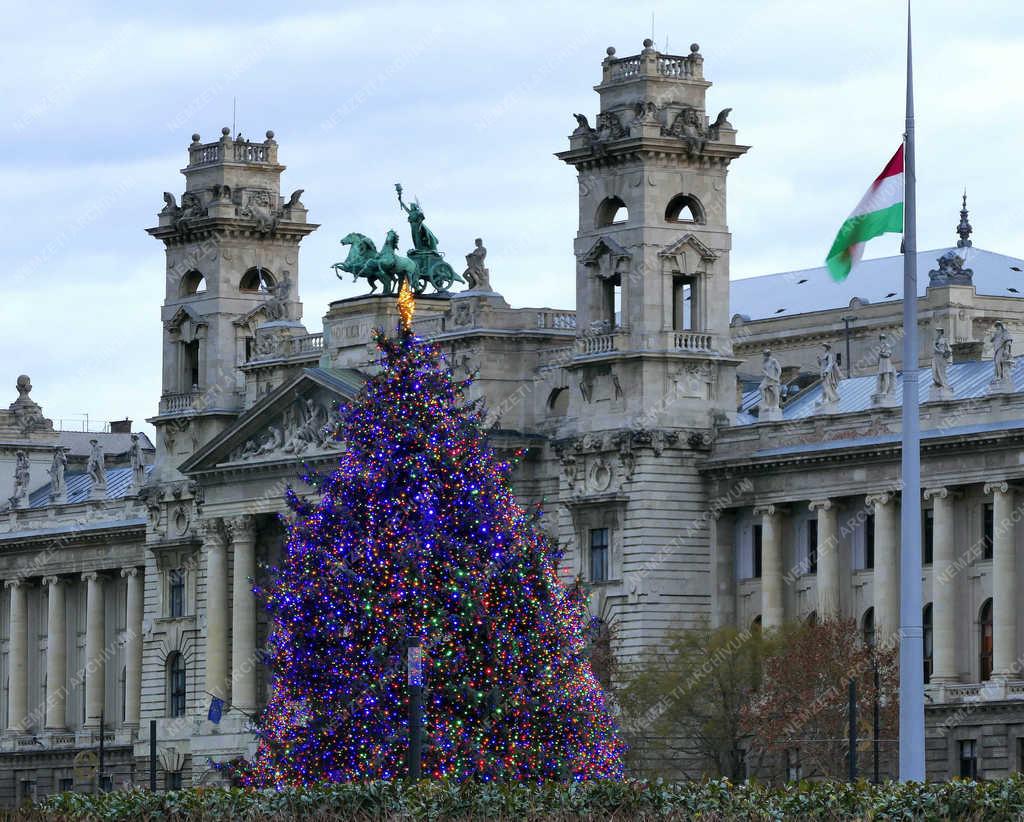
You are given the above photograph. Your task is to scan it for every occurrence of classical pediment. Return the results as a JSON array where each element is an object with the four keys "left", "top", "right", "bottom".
[
  {"left": 659, "top": 233, "right": 719, "bottom": 276},
  {"left": 164, "top": 304, "right": 208, "bottom": 336},
  {"left": 180, "top": 367, "right": 365, "bottom": 474},
  {"left": 580, "top": 235, "right": 630, "bottom": 266}
]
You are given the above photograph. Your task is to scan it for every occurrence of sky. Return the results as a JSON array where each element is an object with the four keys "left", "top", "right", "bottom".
[{"left": 2, "top": 0, "right": 1023, "bottom": 436}]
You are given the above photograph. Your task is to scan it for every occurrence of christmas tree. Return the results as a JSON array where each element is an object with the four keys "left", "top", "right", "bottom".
[{"left": 245, "top": 284, "right": 625, "bottom": 785}]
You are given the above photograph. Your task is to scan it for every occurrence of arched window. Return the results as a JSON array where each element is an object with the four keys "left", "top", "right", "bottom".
[
  {"left": 167, "top": 653, "right": 186, "bottom": 717},
  {"left": 751, "top": 615, "right": 762, "bottom": 633},
  {"left": 664, "top": 193, "right": 706, "bottom": 224},
  {"left": 546, "top": 387, "right": 569, "bottom": 417},
  {"left": 862, "top": 607, "right": 875, "bottom": 648},
  {"left": 239, "top": 266, "right": 275, "bottom": 293},
  {"left": 179, "top": 270, "right": 207, "bottom": 297},
  {"left": 595, "top": 196, "right": 628, "bottom": 227},
  {"left": 980, "top": 598, "right": 993, "bottom": 682},
  {"left": 805, "top": 610, "right": 818, "bottom": 627},
  {"left": 923, "top": 604, "right": 933, "bottom": 684}
]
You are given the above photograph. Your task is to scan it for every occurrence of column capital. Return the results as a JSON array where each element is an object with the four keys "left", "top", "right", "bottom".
[
  {"left": 81, "top": 571, "right": 102, "bottom": 583},
  {"left": 41, "top": 575, "right": 64, "bottom": 587},
  {"left": 753, "top": 503, "right": 787, "bottom": 518},
  {"left": 808, "top": 499, "right": 833, "bottom": 512},
  {"left": 924, "top": 486, "right": 948, "bottom": 501},
  {"left": 984, "top": 480, "right": 1011, "bottom": 496},
  {"left": 120, "top": 567, "right": 140, "bottom": 579},
  {"left": 225, "top": 514, "right": 256, "bottom": 542},
  {"left": 4, "top": 578, "right": 24, "bottom": 591},
  {"left": 865, "top": 491, "right": 898, "bottom": 507},
  {"left": 201, "top": 517, "right": 226, "bottom": 545}
]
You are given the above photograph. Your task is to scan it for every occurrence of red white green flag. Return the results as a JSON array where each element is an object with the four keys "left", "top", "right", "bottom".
[{"left": 825, "top": 145, "right": 905, "bottom": 281}]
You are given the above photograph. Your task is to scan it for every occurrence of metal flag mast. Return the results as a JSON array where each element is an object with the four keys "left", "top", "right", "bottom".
[{"left": 898, "top": 0, "right": 925, "bottom": 782}]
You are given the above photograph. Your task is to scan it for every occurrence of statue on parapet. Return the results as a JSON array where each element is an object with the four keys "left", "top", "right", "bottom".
[
  {"left": 463, "top": 238, "right": 491, "bottom": 291},
  {"left": 396, "top": 184, "right": 439, "bottom": 253}
]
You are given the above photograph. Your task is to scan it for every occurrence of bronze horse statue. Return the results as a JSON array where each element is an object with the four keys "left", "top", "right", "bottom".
[{"left": 332, "top": 230, "right": 418, "bottom": 296}]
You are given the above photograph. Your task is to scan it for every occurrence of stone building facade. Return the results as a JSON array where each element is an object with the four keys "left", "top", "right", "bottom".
[{"left": 1, "top": 39, "right": 1024, "bottom": 800}]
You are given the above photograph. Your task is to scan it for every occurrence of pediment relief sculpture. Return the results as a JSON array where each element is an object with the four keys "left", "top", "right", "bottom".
[{"left": 228, "top": 394, "right": 344, "bottom": 464}]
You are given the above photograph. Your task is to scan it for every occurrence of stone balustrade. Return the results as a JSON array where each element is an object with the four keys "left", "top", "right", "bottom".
[
  {"left": 159, "top": 390, "right": 204, "bottom": 413},
  {"left": 536, "top": 310, "right": 577, "bottom": 330},
  {"left": 188, "top": 131, "right": 278, "bottom": 167},
  {"left": 672, "top": 331, "right": 715, "bottom": 352}
]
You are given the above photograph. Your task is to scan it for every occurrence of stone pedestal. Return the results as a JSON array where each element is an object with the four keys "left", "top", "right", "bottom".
[
  {"left": 988, "top": 378, "right": 1014, "bottom": 396},
  {"left": 759, "top": 406, "right": 783, "bottom": 422},
  {"left": 814, "top": 399, "right": 839, "bottom": 415},
  {"left": 871, "top": 391, "right": 898, "bottom": 408},
  {"left": 929, "top": 384, "right": 955, "bottom": 403}
]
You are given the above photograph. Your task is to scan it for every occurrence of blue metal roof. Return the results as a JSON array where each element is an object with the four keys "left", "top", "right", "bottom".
[
  {"left": 730, "top": 247, "right": 1024, "bottom": 322},
  {"left": 775, "top": 359, "right": 1022, "bottom": 420},
  {"left": 25, "top": 466, "right": 154, "bottom": 509}
]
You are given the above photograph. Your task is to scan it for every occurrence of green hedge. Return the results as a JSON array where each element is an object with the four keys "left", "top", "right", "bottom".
[{"left": 21, "top": 776, "right": 1024, "bottom": 820}]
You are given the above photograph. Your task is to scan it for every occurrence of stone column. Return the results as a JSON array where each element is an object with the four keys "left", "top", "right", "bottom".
[
  {"left": 229, "top": 516, "right": 257, "bottom": 712},
  {"left": 711, "top": 509, "right": 736, "bottom": 629},
  {"left": 203, "top": 520, "right": 229, "bottom": 701},
  {"left": 43, "top": 576, "right": 67, "bottom": 730},
  {"left": 82, "top": 572, "right": 105, "bottom": 728},
  {"left": 809, "top": 499, "right": 839, "bottom": 619},
  {"left": 986, "top": 481, "right": 1017, "bottom": 678},
  {"left": 925, "top": 487, "right": 957, "bottom": 683},
  {"left": 121, "top": 568, "right": 143, "bottom": 727},
  {"left": 755, "top": 504, "right": 786, "bottom": 629},
  {"left": 6, "top": 579, "right": 28, "bottom": 732},
  {"left": 866, "top": 493, "right": 899, "bottom": 642}
]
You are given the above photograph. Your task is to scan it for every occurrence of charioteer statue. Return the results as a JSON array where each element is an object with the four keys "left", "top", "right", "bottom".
[{"left": 332, "top": 185, "right": 464, "bottom": 296}]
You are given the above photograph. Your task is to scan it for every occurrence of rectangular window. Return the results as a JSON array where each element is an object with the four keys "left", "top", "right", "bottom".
[
  {"left": 589, "top": 528, "right": 609, "bottom": 583},
  {"left": 923, "top": 509, "right": 934, "bottom": 565},
  {"left": 959, "top": 739, "right": 978, "bottom": 779},
  {"left": 865, "top": 513, "right": 875, "bottom": 570},
  {"left": 166, "top": 771, "right": 183, "bottom": 791},
  {"left": 1018, "top": 737, "right": 1024, "bottom": 772},
  {"left": 983, "top": 503, "right": 994, "bottom": 561},
  {"left": 169, "top": 569, "right": 185, "bottom": 618},
  {"left": 806, "top": 519, "right": 818, "bottom": 576},
  {"left": 786, "top": 748, "right": 801, "bottom": 781},
  {"left": 58, "top": 778, "right": 73, "bottom": 793},
  {"left": 752, "top": 524, "right": 763, "bottom": 579}
]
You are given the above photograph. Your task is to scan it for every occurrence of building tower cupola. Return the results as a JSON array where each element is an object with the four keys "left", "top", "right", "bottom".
[
  {"left": 557, "top": 41, "right": 749, "bottom": 429},
  {"left": 147, "top": 128, "right": 318, "bottom": 469}
]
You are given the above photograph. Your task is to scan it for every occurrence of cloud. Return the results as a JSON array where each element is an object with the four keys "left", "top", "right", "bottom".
[{"left": 1, "top": 0, "right": 1023, "bottom": 434}]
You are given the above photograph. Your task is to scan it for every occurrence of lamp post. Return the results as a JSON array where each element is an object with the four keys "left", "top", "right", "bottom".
[{"left": 407, "top": 638, "right": 423, "bottom": 781}]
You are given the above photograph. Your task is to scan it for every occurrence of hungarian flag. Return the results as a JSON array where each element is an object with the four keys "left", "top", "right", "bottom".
[{"left": 825, "top": 145, "right": 905, "bottom": 281}]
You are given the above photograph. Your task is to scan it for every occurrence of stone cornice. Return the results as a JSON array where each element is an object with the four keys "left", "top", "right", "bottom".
[
  {"left": 703, "top": 424, "right": 1024, "bottom": 477},
  {"left": 0, "top": 519, "right": 145, "bottom": 549}
]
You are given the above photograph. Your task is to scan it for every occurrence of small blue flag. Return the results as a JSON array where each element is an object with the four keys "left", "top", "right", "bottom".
[{"left": 208, "top": 696, "right": 224, "bottom": 724}]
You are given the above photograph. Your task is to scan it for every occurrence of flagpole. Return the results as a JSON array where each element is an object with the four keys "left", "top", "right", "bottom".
[{"left": 898, "top": 0, "right": 925, "bottom": 782}]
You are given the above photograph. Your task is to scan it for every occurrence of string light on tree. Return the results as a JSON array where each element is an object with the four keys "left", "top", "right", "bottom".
[{"left": 242, "top": 284, "right": 625, "bottom": 785}]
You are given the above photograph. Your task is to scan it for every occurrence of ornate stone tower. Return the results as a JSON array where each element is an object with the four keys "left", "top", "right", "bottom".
[
  {"left": 147, "top": 128, "right": 317, "bottom": 475},
  {"left": 553, "top": 41, "right": 748, "bottom": 659}
]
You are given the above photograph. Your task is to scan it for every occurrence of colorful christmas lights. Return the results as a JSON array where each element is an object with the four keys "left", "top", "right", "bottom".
[{"left": 243, "top": 326, "right": 625, "bottom": 786}]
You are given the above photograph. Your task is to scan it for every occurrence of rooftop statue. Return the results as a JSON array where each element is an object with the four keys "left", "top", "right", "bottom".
[{"left": 334, "top": 186, "right": 464, "bottom": 295}]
